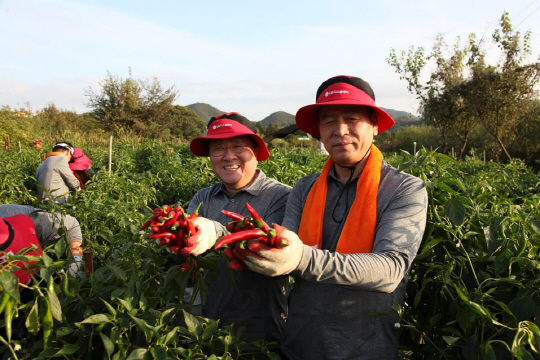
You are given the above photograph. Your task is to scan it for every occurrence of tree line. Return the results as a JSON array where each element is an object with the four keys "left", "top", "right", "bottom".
[{"left": 387, "top": 12, "right": 540, "bottom": 165}]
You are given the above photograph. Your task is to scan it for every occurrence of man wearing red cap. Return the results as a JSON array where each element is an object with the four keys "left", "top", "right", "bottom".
[
  {"left": 36, "top": 142, "right": 81, "bottom": 204},
  {"left": 184, "top": 112, "right": 291, "bottom": 353},
  {"left": 237, "top": 76, "right": 428, "bottom": 359}
]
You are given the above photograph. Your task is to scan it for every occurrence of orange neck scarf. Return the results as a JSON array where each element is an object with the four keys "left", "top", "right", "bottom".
[
  {"left": 298, "top": 144, "right": 382, "bottom": 254},
  {"left": 47, "top": 152, "right": 63, "bottom": 157}
]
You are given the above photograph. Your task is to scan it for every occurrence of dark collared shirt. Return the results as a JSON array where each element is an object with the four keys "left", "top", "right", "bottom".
[{"left": 187, "top": 170, "right": 291, "bottom": 343}]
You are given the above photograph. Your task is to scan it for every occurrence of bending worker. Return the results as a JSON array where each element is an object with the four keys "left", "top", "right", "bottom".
[{"left": 0, "top": 204, "right": 84, "bottom": 277}]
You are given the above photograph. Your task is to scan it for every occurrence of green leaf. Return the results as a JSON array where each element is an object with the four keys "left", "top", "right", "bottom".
[
  {"left": 201, "top": 320, "right": 219, "bottom": 340},
  {"left": 42, "top": 251, "right": 53, "bottom": 268},
  {"left": 162, "top": 326, "right": 179, "bottom": 346},
  {"left": 129, "top": 314, "right": 152, "bottom": 341},
  {"left": 182, "top": 309, "right": 201, "bottom": 336},
  {"left": 56, "top": 327, "right": 74, "bottom": 337},
  {"left": 54, "top": 239, "right": 67, "bottom": 259},
  {"left": 102, "top": 299, "right": 117, "bottom": 317},
  {"left": 106, "top": 264, "right": 127, "bottom": 281},
  {"left": 443, "top": 336, "right": 460, "bottom": 346},
  {"left": 126, "top": 348, "right": 147, "bottom": 360},
  {"left": 444, "top": 198, "right": 465, "bottom": 226},
  {"left": 53, "top": 344, "right": 79, "bottom": 356},
  {"left": 100, "top": 332, "right": 115, "bottom": 359},
  {"left": 117, "top": 298, "right": 133, "bottom": 312},
  {"left": 150, "top": 346, "right": 167, "bottom": 360},
  {"left": 530, "top": 220, "right": 540, "bottom": 235},
  {"left": 0, "top": 271, "right": 20, "bottom": 303},
  {"left": 25, "top": 299, "right": 40, "bottom": 333},
  {"left": 78, "top": 314, "right": 111, "bottom": 325},
  {"left": 48, "top": 289, "right": 62, "bottom": 321}
]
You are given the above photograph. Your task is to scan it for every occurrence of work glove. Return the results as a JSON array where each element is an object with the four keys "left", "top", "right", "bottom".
[
  {"left": 239, "top": 226, "right": 304, "bottom": 277},
  {"left": 68, "top": 255, "right": 82, "bottom": 277},
  {"left": 180, "top": 217, "right": 217, "bottom": 256}
]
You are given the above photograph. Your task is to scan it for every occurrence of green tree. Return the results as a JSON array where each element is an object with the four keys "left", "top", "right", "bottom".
[
  {"left": 387, "top": 12, "right": 540, "bottom": 161},
  {"left": 85, "top": 72, "right": 178, "bottom": 137}
]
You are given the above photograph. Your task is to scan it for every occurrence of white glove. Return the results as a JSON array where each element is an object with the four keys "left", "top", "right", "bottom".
[
  {"left": 180, "top": 217, "right": 217, "bottom": 256},
  {"left": 242, "top": 229, "right": 304, "bottom": 277},
  {"left": 68, "top": 255, "right": 82, "bottom": 277}
]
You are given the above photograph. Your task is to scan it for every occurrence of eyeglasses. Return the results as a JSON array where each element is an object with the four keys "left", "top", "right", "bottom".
[{"left": 209, "top": 144, "right": 251, "bottom": 157}]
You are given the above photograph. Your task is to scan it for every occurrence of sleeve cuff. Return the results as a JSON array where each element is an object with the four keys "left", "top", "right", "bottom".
[{"left": 291, "top": 244, "right": 313, "bottom": 276}]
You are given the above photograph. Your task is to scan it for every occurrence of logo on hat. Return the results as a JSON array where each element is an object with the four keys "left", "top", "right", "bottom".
[
  {"left": 325, "top": 90, "right": 350, "bottom": 97},
  {"left": 212, "top": 123, "right": 233, "bottom": 130}
]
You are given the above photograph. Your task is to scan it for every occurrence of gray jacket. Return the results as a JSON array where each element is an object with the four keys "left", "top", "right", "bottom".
[
  {"left": 36, "top": 156, "right": 80, "bottom": 204},
  {"left": 281, "top": 160, "right": 428, "bottom": 360},
  {"left": 187, "top": 170, "right": 291, "bottom": 343}
]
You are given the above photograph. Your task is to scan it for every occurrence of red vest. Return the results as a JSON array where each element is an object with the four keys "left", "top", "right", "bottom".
[{"left": 0, "top": 215, "right": 43, "bottom": 286}]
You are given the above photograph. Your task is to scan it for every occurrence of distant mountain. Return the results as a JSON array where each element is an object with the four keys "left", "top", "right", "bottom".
[
  {"left": 260, "top": 111, "right": 295, "bottom": 128},
  {"left": 187, "top": 103, "right": 225, "bottom": 123},
  {"left": 382, "top": 108, "right": 415, "bottom": 120},
  {"left": 259, "top": 108, "right": 420, "bottom": 130},
  {"left": 188, "top": 102, "right": 421, "bottom": 130}
]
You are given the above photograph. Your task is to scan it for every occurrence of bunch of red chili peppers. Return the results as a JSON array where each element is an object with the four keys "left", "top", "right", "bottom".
[
  {"left": 214, "top": 202, "right": 289, "bottom": 270},
  {"left": 140, "top": 203, "right": 202, "bottom": 255}
]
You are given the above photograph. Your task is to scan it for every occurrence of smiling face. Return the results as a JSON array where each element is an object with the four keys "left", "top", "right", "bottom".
[
  {"left": 318, "top": 105, "right": 378, "bottom": 167},
  {"left": 209, "top": 136, "right": 259, "bottom": 194}
]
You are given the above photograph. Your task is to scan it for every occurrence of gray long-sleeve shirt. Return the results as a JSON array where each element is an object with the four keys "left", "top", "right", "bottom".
[
  {"left": 0, "top": 204, "right": 83, "bottom": 244},
  {"left": 36, "top": 156, "right": 80, "bottom": 204},
  {"left": 281, "top": 160, "right": 428, "bottom": 360},
  {"left": 187, "top": 170, "right": 291, "bottom": 343}
]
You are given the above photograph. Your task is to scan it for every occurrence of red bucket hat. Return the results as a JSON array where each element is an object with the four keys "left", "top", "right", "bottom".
[
  {"left": 69, "top": 148, "right": 92, "bottom": 171},
  {"left": 296, "top": 75, "right": 395, "bottom": 138},
  {"left": 190, "top": 112, "right": 270, "bottom": 161},
  {"left": 1, "top": 215, "right": 43, "bottom": 286}
]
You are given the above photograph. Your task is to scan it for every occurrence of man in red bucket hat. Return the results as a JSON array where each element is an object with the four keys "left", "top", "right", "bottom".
[
  {"left": 235, "top": 76, "right": 429, "bottom": 359},
  {"left": 183, "top": 112, "right": 291, "bottom": 356}
]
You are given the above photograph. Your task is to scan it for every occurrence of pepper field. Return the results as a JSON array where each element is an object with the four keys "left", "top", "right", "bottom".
[{"left": 0, "top": 134, "right": 539, "bottom": 359}]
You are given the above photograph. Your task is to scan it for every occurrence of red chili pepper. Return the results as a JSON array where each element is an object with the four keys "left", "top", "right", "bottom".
[
  {"left": 148, "top": 232, "right": 176, "bottom": 239},
  {"left": 228, "top": 258, "right": 246, "bottom": 271},
  {"left": 226, "top": 221, "right": 238, "bottom": 232},
  {"left": 185, "top": 220, "right": 195, "bottom": 237},
  {"left": 189, "top": 202, "right": 203, "bottom": 218},
  {"left": 232, "top": 244, "right": 249, "bottom": 262},
  {"left": 151, "top": 226, "right": 160, "bottom": 232},
  {"left": 245, "top": 202, "right": 269, "bottom": 233},
  {"left": 221, "top": 210, "right": 245, "bottom": 221},
  {"left": 223, "top": 247, "right": 235, "bottom": 260},
  {"left": 168, "top": 245, "right": 180, "bottom": 253},
  {"left": 161, "top": 210, "right": 182, "bottom": 230},
  {"left": 214, "top": 229, "right": 267, "bottom": 249}
]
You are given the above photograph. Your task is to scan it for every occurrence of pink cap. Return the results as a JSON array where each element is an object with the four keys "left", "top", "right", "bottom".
[
  {"left": 69, "top": 148, "right": 92, "bottom": 171},
  {"left": 190, "top": 113, "right": 270, "bottom": 161}
]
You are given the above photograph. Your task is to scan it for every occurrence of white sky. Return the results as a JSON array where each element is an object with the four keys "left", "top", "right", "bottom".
[{"left": 1, "top": 0, "right": 539, "bottom": 121}]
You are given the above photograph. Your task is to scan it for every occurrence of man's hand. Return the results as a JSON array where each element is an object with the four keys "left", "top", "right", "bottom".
[
  {"left": 180, "top": 217, "right": 217, "bottom": 256},
  {"left": 240, "top": 229, "right": 304, "bottom": 277}
]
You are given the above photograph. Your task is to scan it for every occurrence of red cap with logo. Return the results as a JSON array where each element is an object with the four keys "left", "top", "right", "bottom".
[
  {"left": 190, "top": 112, "right": 270, "bottom": 161},
  {"left": 296, "top": 75, "right": 395, "bottom": 138}
]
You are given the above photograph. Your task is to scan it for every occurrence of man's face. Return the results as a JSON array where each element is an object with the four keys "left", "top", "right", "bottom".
[
  {"left": 209, "top": 136, "right": 259, "bottom": 192},
  {"left": 318, "top": 105, "right": 378, "bottom": 166}
]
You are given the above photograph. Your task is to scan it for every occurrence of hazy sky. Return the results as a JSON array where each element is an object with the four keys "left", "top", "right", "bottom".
[{"left": 2, "top": 0, "right": 539, "bottom": 121}]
